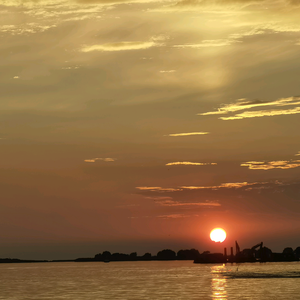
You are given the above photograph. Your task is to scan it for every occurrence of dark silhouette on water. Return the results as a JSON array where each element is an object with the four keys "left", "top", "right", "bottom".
[{"left": 194, "top": 241, "right": 299, "bottom": 264}]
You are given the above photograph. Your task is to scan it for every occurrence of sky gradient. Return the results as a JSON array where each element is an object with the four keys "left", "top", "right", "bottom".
[{"left": 1, "top": 0, "right": 300, "bottom": 259}]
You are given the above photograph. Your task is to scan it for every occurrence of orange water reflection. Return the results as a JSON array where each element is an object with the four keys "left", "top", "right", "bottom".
[{"left": 211, "top": 265, "right": 227, "bottom": 300}]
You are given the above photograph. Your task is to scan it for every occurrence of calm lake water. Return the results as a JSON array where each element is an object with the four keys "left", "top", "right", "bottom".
[{"left": 0, "top": 261, "right": 300, "bottom": 299}]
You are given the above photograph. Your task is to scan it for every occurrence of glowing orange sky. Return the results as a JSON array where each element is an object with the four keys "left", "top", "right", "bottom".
[{"left": 1, "top": 0, "right": 300, "bottom": 259}]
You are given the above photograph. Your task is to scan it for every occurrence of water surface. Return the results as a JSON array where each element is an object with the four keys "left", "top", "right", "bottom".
[{"left": 0, "top": 261, "right": 299, "bottom": 299}]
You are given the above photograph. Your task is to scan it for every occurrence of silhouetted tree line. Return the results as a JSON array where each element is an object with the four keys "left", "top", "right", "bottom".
[
  {"left": 75, "top": 249, "right": 201, "bottom": 262},
  {"left": 1, "top": 246, "right": 300, "bottom": 264},
  {"left": 75, "top": 246, "right": 300, "bottom": 263}
]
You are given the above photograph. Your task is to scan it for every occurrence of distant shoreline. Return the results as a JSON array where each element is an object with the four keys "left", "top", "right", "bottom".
[{"left": 1, "top": 245, "right": 300, "bottom": 264}]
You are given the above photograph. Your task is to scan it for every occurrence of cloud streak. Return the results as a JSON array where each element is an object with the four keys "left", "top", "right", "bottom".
[
  {"left": 136, "top": 187, "right": 182, "bottom": 192},
  {"left": 199, "top": 96, "right": 300, "bottom": 120},
  {"left": 81, "top": 37, "right": 165, "bottom": 52},
  {"left": 81, "top": 41, "right": 157, "bottom": 52},
  {"left": 174, "top": 39, "right": 236, "bottom": 48},
  {"left": 157, "top": 214, "right": 189, "bottom": 219},
  {"left": 154, "top": 199, "right": 221, "bottom": 207},
  {"left": 160, "top": 70, "right": 176, "bottom": 73},
  {"left": 84, "top": 158, "right": 115, "bottom": 162},
  {"left": 180, "top": 182, "right": 260, "bottom": 190},
  {"left": 167, "top": 132, "right": 209, "bottom": 137},
  {"left": 137, "top": 181, "right": 268, "bottom": 193},
  {"left": 241, "top": 160, "right": 300, "bottom": 170},
  {"left": 220, "top": 107, "right": 300, "bottom": 120},
  {"left": 166, "top": 162, "right": 217, "bottom": 166}
]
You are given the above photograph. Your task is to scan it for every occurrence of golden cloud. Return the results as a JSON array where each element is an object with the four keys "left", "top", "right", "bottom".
[
  {"left": 160, "top": 0, "right": 300, "bottom": 13},
  {"left": 166, "top": 162, "right": 217, "bottom": 166},
  {"left": 136, "top": 187, "right": 182, "bottom": 192},
  {"left": 84, "top": 157, "right": 115, "bottom": 162},
  {"left": 199, "top": 96, "right": 300, "bottom": 120},
  {"left": 200, "top": 97, "right": 300, "bottom": 115},
  {"left": 157, "top": 214, "right": 188, "bottom": 219},
  {"left": 220, "top": 107, "right": 300, "bottom": 120},
  {"left": 155, "top": 199, "right": 221, "bottom": 207},
  {"left": 167, "top": 132, "right": 209, "bottom": 136},
  {"left": 174, "top": 24, "right": 300, "bottom": 49},
  {"left": 144, "top": 196, "right": 173, "bottom": 200},
  {"left": 241, "top": 160, "right": 300, "bottom": 170},
  {"left": 137, "top": 181, "right": 266, "bottom": 193},
  {"left": 174, "top": 39, "right": 236, "bottom": 48},
  {"left": 160, "top": 70, "right": 176, "bottom": 73},
  {"left": 81, "top": 37, "right": 164, "bottom": 52},
  {"left": 180, "top": 181, "right": 259, "bottom": 189}
]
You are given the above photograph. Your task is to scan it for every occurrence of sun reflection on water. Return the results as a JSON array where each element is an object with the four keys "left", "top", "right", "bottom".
[{"left": 211, "top": 265, "right": 227, "bottom": 300}]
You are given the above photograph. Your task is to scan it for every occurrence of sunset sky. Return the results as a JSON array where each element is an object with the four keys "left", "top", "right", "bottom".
[{"left": 1, "top": 0, "right": 300, "bottom": 259}]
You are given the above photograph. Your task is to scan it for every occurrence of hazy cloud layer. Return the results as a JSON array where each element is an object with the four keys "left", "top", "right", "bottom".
[
  {"left": 0, "top": 0, "right": 105, "bottom": 36},
  {"left": 173, "top": 23, "right": 300, "bottom": 52},
  {"left": 163, "top": 0, "right": 300, "bottom": 11}
]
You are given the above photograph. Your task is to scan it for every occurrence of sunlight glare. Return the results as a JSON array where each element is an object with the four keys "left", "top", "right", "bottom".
[{"left": 210, "top": 228, "right": 226, "bottom": 243}]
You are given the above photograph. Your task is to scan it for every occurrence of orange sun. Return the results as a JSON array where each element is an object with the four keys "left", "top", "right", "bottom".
[{"left": 210, "top": 228, "right": 226, "bottom": 243}]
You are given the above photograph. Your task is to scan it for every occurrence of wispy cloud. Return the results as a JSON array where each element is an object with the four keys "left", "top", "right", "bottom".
[
  {"left": 144, "top": 196, "right": 220, "bottom": 209},
  {"left": 81, "top": 37, "right": 164, "bottom": 52},
  {"left": 199, "top": 96, "right": 300, "bottom": 120},
  {"left": 136, "top": 187, "right": 182, "bottom": 192},
  {"left": 166, "top": 162, "right": 217, "bottom": 166},
  {"left": 160, "top": 70, "right": 176, "bottom": 73},
  {"left": 220, "top": 107, "right": 300, "bottom": 120},
  {"left": 200, "top": 97, "right": 300, "bottom": 115},
  {"left": 167, "top": 132, "right": 209, "bottom": 137},
  {"left": 0, "top": 24, "right": 56, "bottom": 35},
  {"left": 180, "top": 182, "right": 260, "bottom": 190},
  {"left": 81, "top": 41, "right": 157, "bottom": 52},
  {"left": 174, "top": 39, "right": 237, "bottom": 48},
  {"left": 296, "top": 152, "right": 300, "bottom": 156},
  {"left": 84, "top": 157, "right": 115, "bottom": 162},
  {"left": 241, "top": 160, "right": 300, "bottom": 170},
  {"left": 0, "top": 2, "right": 105, "bottom": 36},
  {"left": 174, "top": 25, "right": 300, "bottom": 48},
  {"left": 157, "top": 214, "right": 188, "bottom": 219},
  {"left": 154, "top": 199, "right": 221, "bottom": 207},
  {"left": 144, "top": 196, "right": 173, "bottom": 200},
  {"left": 137, "top": 181, "right": 267, "bottom": 193}
]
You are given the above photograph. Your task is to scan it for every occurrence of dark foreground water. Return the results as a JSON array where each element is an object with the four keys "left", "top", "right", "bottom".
[{"left": 0, "top": 261, "right": 300, "bottom": 299}]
